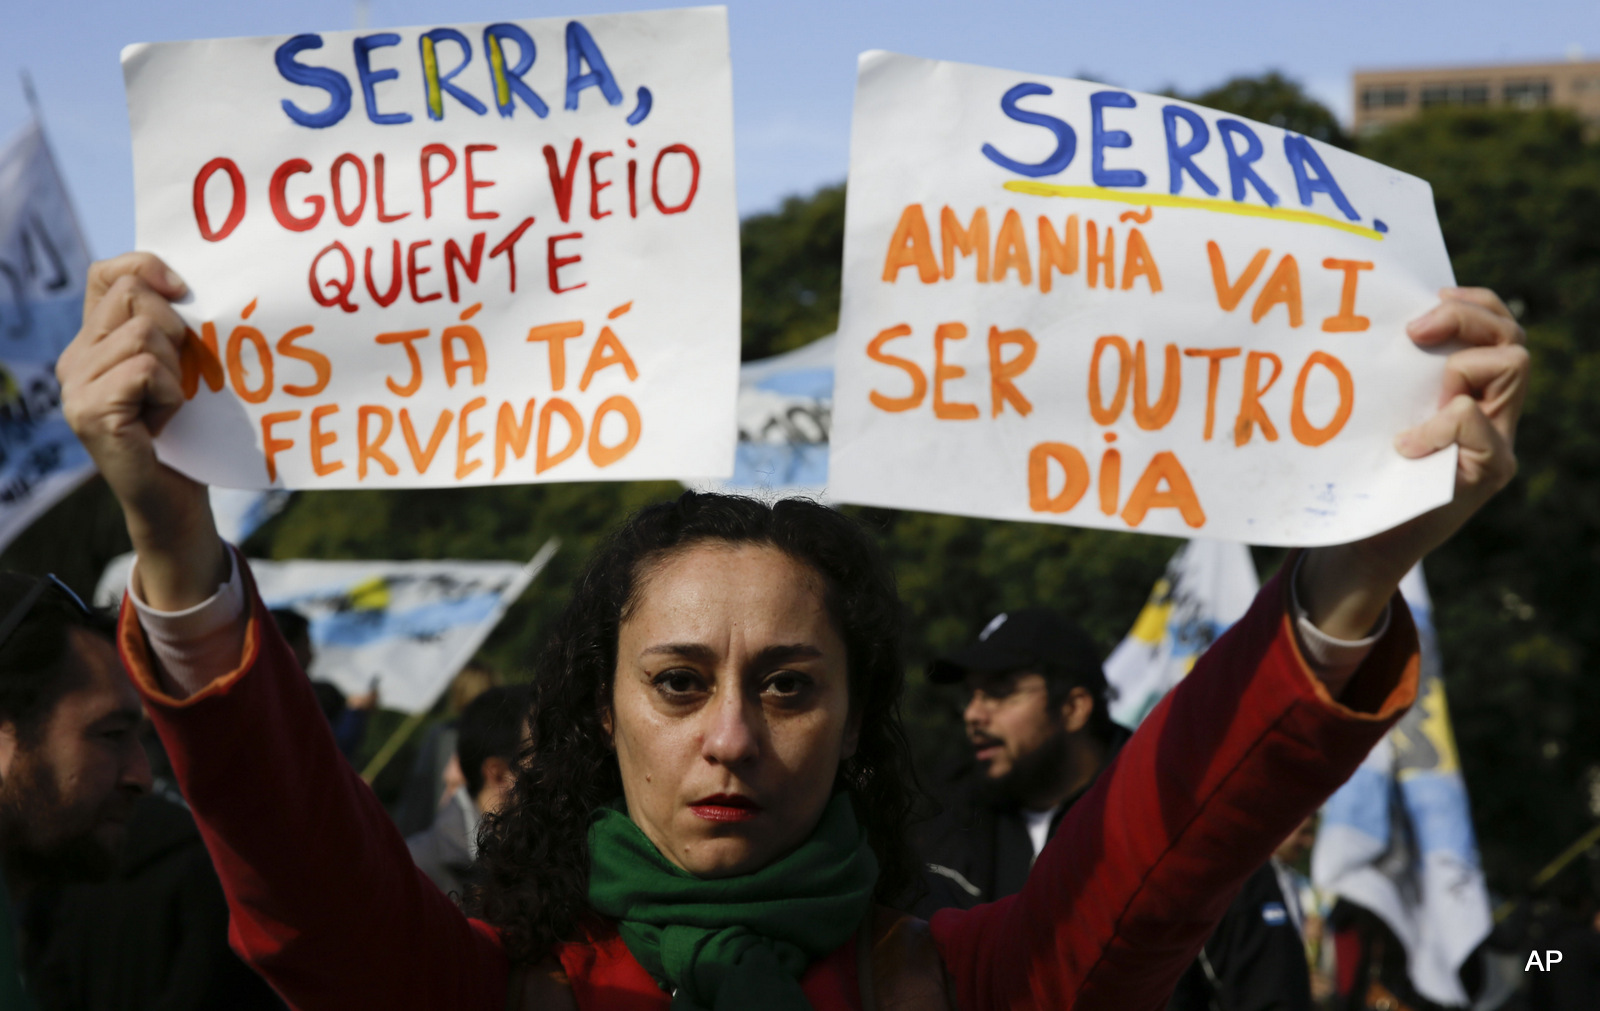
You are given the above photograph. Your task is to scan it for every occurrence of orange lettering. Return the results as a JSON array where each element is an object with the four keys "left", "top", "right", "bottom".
[
  {"left": 442, "top": 325, "right": 488, "bottom": 388},
  {"left": 589, "top": 395, "right": 642, "bottom": 468},
  {"left": 537, "top": 398, "right": 583, "bottom": 473},
  {"left": 1207, "top": 242, "right": 1270, "bottom": 312},
  {"left": 1235, "top": 351, "right": 1283, "bottom": 446},
  {"left": 399, "top": 408, "right": 454, "bottom": 473},
  {"left": 376, "top": 330, "right": 431, "bottom": 397},
  {"left": 309, "top": 404, "right": 343, "bottom": 476},
  {"left": 1121, "top": 451, "right": 1205, "bottom": 528},
  {"left": 988, "top": 327, "right": 1037, "bottom": 418},
  {"left": 1098, "top": 446, "right": 1121, "bottom": 516},
  {"left": 1183, "top": 347, "right": 1241, "bottom": 441},
  {"left": 180, "top": 323, "right": 224, "bottom": 399},
  {"left": 494, "top": 399, "right": 536, "bottom": 477},
  {"left": 1038, "top": 215, "right": 1078, "bottom": 294},
  {"left": 1028, "top": 442, "right": 1090, "bottom": 514},
  {"left": 1132, "top": 342, "right": 1181, "bottom": 431},
  {"left": 357, "top": 405, "right": 399, "bottom": 478},
  {"left": 1121, "top": 227, "right": 1163, "bottom": 292},
  {"left": 940, "top": 207, "right": 990, "bottom": 281},
  {"left": 526, "top": 321, "right": 584, "bottom": 390},
  {"left": 881, "top": 203, "right": 939, "bottom": 283},
  {"left": 933, "top": 323, "right": 979, "bottom": 420},
  {"left": 866, "top": 324, "right": 926, "bottom": 413},
  {"left": 277, "top": 326, "right": 330, "bottom": 397},
  {"left": 1089, "top": 335, "right": 1133, "bottom": 425},
  {"left": 455, "top": 396, "right": 486, "bottom": 479},
  {"left": 1320, "top": 258, "right": 1374, "bottom": 332},
  {"left": 1250, "top": 255, "right": 1303, "bottom": 327},
  {"left": 261, "top": 411, "right": 300, "bottom": 483},
  {"left": 1291, "top": 351, "right": 1354, "bottom": 446},
  {"left": 992, "top": 209, "right": 1032, "bottom": 286},
  {"left": 226, "top": 326, "right": 274, "bottom": 404},
  {"left": 578, "top": 326, "right": 639, "bottom": 392},
  {"left": 1086, "top": 221, "right": 1114, "bottom": 289}
]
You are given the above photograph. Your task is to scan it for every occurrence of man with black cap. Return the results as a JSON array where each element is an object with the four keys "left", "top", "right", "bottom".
[{"left": 911, "top": 607, "right": 1130, "bottom": 916}]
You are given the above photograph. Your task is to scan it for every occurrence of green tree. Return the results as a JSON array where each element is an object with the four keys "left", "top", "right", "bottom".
[
  {"left": 1359, "top": 107, "right": 1600, "bottom": 891},
  {"left": 740, "top": 183, "right": 846, "bottom": 359},
  {"left": 1181, "top": 71, "right": 1352, "bottom": 149}
]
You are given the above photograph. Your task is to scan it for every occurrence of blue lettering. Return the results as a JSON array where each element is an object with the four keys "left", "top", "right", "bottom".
[
  {"left": 275, "top": 35, "right": 352, "bottom": 129},
  {"left": 484, "top": 23, "right": 549, "bottom": 118},
  {"left": 1284, "top": 135, "right": 1359, "bottom": 220},
  {"left": 1162, "top": 106, "right": 1218, "bottom": 197},
  {"left": 354, "top": 33, "right": 413, "bottom": 125},
  {"left": 1090, "top": 91, "right": 1146, "bottom": 188},
  {"left": 980, "top": 83, "right": 1076, "bottom": 178},
  {"left": 565, "top": 22, "right": 622, "bottom": 110},
  {"left": 419, "top": 29, "right": 487, "bottom": 120},
  {"left": 1217, "top": 120, "right": 1278, "bottom": 206}
]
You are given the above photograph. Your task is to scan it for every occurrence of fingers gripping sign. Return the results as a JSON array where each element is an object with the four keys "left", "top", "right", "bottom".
[{"left": 57, "top": 253, "right": 227, "bottom": 611}]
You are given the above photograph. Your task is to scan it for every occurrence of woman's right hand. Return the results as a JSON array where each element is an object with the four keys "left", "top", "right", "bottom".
[{"left": 58, "top": 252, "right": 226, "bottom": 610}]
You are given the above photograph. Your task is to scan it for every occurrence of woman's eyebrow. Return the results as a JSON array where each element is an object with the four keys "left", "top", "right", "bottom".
[{"left": 637, "top": 643, "right": 824, "bottom": 666}]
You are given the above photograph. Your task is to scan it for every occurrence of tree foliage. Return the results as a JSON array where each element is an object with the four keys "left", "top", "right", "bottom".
[{"left": 1181, "top": 71, "right": 1352, "bottom": 149}]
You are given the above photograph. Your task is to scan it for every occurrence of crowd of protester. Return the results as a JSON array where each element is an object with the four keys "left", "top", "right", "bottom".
[{"left": 0, "top": 252, "right": 1583, "bottom": 1008}]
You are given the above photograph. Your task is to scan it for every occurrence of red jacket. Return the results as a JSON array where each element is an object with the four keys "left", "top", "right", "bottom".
[{"left": 119, "top": 560, "right": 1416, "bottom": 1010}]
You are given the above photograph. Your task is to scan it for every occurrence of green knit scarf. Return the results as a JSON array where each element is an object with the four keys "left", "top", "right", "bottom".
[{"left": 588, "top": 792, "right": 878, "bottom": 1011}]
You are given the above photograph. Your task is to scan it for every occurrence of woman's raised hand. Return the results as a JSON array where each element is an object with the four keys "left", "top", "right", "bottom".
[
  {"left": 57, "top": 253, "right": 226, "bottom": 610},
  {"left": 1301, "top": 286, "right": 1530, "bottom": 641}
]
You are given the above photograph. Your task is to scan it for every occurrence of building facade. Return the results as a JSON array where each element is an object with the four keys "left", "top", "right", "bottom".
[{"left": 1352, "top": 59, "right": 1600, "bottom": 134}]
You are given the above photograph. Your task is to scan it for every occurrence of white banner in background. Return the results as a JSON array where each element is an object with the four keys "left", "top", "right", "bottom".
[
  {"left": 123, "top": 8, "right": 739, "bottom": 491},
  {"left": 831, "top": 52, "right": 1457, "bottom": 545},
  {"left": 696, "top": 333, "right": 834, "bottom": 498},
  {"left": 1102, "top": 539, "right": 1259, "bottom": 728},
  {"left": 0, "top": 121, "right": 94, "bottom": 552},
  {"left": 99, "top": 540, "right": 555, "bottom": 713}
]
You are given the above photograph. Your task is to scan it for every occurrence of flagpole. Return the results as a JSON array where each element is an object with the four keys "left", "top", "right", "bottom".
[{"left": 1494, "top": 822, "right": 1600, "bottom": 922}]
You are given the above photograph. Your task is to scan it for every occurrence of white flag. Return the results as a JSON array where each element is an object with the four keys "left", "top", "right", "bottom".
[
  {"left": 1313, "top": 564, "right": 1491, "bottom": 1007},
  {"left": 0, "top": 120, "right": 95, "bottom": 551},
  {"left": 1102, "top": 539, "right": 1260, "bottom": 728},
  {"left": 98, "top": 540, "right": 555, "bottom": 714}
]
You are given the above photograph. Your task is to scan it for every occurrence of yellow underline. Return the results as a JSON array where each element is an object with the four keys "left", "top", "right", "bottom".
[{"left": 1002, "top": 180, "right": 1385, "bottom": 241}]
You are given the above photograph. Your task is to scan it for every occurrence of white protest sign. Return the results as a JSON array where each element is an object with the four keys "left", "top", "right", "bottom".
[
  {"left": 123, "top": 7, "right": 738, "bottom": 490},
  {"left": 830, "top": 53, "right": 1457, "bottom": 545}
]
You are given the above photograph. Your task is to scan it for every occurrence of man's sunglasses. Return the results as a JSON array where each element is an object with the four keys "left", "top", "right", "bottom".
[{"left": 0, "top": 573, "right": 93, "bottom": 653}]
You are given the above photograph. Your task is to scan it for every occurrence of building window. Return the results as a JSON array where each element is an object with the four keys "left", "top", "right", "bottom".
[
  {"left": 1362, "top": 85, "right": 1409, "bottom": 109},
  {"left": 1421, "top": 82, "right": 1490, "bottom": 108},
  {"left": 1504, "top": 79, "right": 1552, "bottom": 107}
]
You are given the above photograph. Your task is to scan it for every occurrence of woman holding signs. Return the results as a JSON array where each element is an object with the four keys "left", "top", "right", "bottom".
[{"left": 58, "top": 250, "right": 1526, "bottom": 1009}]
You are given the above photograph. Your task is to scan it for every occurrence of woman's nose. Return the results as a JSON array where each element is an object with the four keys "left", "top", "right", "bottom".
[{"left": 701, "top": 691, "right": 760, "bottom": 767}]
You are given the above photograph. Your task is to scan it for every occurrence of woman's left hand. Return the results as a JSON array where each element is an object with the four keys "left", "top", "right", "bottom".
[{"left": 1300, "top": 287, "right": 1529, "bottom": 640}]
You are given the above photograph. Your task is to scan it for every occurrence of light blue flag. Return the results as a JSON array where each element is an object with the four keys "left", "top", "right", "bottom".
[
  {"left": 1313, "top": 563, "right": 1491, "bottom": 1007},
  {"left": 0, "top": 120, "right": 95, "bottom": 551},
  {"left": 698, "top": 334, "right": 833, "bottom": 497}
]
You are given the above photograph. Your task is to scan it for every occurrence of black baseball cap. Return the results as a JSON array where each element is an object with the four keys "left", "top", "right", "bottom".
[{"left": 928, "top": 607, "right": 1106, "bottom": 691}]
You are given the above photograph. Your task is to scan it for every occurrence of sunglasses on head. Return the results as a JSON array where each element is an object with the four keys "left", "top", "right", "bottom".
[{"left": 0, "top": 574, "right": 93, "bottom": 653}]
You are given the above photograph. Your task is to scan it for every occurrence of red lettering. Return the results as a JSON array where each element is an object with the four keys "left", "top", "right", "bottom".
[
  {"left": 463, "top": 144, "right": 499, "bottom": 220},
  {"left": 408, "top": 240, "right": 441, "bottom": 303},
  {"left": 548, "top": 233, "right": 585, "bottom": 293},
  {"left": 543, "top": 140, "right": 583, "bottom": 223},
  {"left": 193, "top": 158, "right": 246, "bottom": 242},
  {"left": 652, "top": 144, "right": 700, "bottom": 214}
]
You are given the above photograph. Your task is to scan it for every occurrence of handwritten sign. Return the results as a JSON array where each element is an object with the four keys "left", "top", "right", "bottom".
[
  {"left": 123, "top": 8, "right": 738, "bottom": 489},
  {"left": 830, "top": 53, "right": 1458, "bottom": 545}
]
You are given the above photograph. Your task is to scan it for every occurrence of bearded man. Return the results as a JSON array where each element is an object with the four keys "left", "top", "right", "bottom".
[{"left": 0, "top": 571, "right": 152, "bottom": 1005}]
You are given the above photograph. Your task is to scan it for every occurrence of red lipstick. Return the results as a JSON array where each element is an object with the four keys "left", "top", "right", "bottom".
[{"left": 690, "top": 793, "right": 762, "bottom": 823}]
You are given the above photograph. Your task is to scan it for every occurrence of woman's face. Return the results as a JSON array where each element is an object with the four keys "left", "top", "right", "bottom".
[{"left": 607, "top": 541, "right": 857, "bottom": 878}]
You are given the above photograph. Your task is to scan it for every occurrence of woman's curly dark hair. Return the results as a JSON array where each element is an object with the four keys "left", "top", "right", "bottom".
[{"left": 472, "top": 491, "right": 920, "bottom": 962}]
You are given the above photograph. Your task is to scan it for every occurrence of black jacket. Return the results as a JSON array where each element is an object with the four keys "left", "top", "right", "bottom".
[
  {"left": 1166, "top": 861, "right": 1312, "bottom": 1011},
  {"left": 25, "top": 788, "right": 285, "bottom": 1010},
  {"left": 910, "top": 725, "right": 1130, "bottom": 918}
]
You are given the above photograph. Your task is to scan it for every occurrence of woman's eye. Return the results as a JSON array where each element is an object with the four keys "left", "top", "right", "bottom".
[
  {"left": 763, "top": 672, "right": 809, "bottom": 698},
  {"left": 653, "top": 670, "right": 703, "bottom": 697}
]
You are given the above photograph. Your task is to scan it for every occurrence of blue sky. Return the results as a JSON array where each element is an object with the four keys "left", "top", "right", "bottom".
[{"left": 3, "top": 0, "right": 1595, "bottom": 257}]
